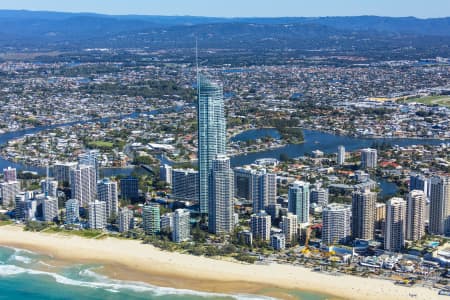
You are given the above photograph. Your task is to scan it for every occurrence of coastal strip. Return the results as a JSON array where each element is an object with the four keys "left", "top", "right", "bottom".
[{"left": 0, "top": 225, "right": 438, "bottom": 300}]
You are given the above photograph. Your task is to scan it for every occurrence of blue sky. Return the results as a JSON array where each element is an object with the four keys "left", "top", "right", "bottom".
[{"left": 1, "top": 0, "right": 449, "bottom": 18}]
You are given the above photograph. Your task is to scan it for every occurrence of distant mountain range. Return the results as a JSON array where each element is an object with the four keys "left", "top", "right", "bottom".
[{"left": 0, "top": 10, "right": 450, "bottom": 54}]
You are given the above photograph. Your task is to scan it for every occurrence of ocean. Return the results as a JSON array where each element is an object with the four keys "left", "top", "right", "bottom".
[{"left": 0, "top": 246, "right": 330, "bottom": 300}]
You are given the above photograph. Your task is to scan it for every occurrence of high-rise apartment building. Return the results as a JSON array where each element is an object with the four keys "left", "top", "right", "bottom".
[
  {"left": 280, "top": 213, "right": 298, "bottom": 245},
  {"left": 160, "top": 164, "right": 173, "bottom": 185},
  {"left": 288, "top": 181, "right": 310, "bottom": 225},
  {"left": 352, "top": 190, "right": 376, "bottom": 240},
  {"left": 197, "top": 76, "right": 226, "bottom": 214},
  {"left": 406, "top": 190, "right": 426, "bottom": 241},
  {"left": 120, "top": 177, "right": 139, "bottom": 201},
  {"left": 250, "top": 211, "right": 271, "bottom": 241},
  {"left": 52, "top": 162, "right": 77, "bottom": 186},
  {"left": 322, "top": 203, "right": 351, "bottom": 245},
  {"left": 142, "top": 203, "right": 160, "bottom": 235},
  {"left": 360, "top": 148, "right": 378, "bottom": 169},
  {"left": 208, "top": 155, "right": 234, "bottom": 234},
  {"left": 172, "top": 208, "right": 190, "bottom": 243},
  {"left": 42, "top": 197, "right": 58, "bottom": 222},
  {"left": 337, "top": 145, "right": 345, "bottom": 165},
  {"left": 385, "top": 197, "right": 407, "bottom": 252},
  {"left": 98, "top": 178, "right": 118, "bottom": 219},
  {"left": 65, "top": 199, "right": 79, "bottom": 225},
  {"left": 429, "top": 176, "right": 450, "bottom": 236},
  {"left": 118, "top": 207, "right": 134, "bottom": 233},
  {"left": 172, "top": 169, "right": 199, "bottom": 201},
  {"left": 88, "top": 200, "right": 107, "bottom": 230},
  {"left": 78, "top": 150, "right": 100, "bottom": 181},
  {"left": 3, "top": 167, "right": 17, "bottom": 182},
  {"left": 0, "top": 181, "right": 20, "bottom": 207},
  {"left": 310, "top": 188, "right": 329, "bottom": 207},
  {"left": 70, "top": 164, "right": 97, "bottom": 207}
]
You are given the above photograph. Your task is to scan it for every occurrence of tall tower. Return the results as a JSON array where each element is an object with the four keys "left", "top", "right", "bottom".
[
  {"left": 288, "top": 181, "right": 310, "bottom": 225},
  {"left": 429, "top": 176, "right": 450, "bottom": 236},
  {"left": 98, "top": 178, "right": 119, "bottom": 219},
  {"left": 337, "top": 145, "right": 345, "bottom": 165},
  {"left": 208, "top": 155, "right": 234, "bottom": 234},
  {"left": 70, "top": 165, "right": 97, "bottom": 207},
  {"left": 385, "top": 197, "right": 406, "bottom": 252},
  {"left": 322, "top": 203, "right": 352, "bottom": 245},
  {"left": 198, "top": 76, "right": 226, "bottom": 213},
  {"left": 406, "top": 190, "right": 426, "bottom": 241},
  {"left": 352, "top": 189, "right": 376, "bottom": 240}
]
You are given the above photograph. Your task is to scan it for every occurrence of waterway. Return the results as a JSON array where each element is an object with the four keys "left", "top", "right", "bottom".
[{"left": 0, "top": 116, "right": 448, "bottom": 176}]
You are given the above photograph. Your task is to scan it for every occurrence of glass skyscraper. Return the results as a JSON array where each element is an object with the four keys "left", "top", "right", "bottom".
[{"left": 197, "top": 75, "right": 226, "bottom": 213}]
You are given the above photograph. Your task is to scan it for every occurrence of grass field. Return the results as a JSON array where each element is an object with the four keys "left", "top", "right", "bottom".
[
  {"left": 45, "top": 227, "right": 105, "bottom": 239},
  {"left": 87, "top": 140, "right": 114, "bottom": 150},
  {"left": 407, "top": 95, "right": 450, "bottom": 107}
]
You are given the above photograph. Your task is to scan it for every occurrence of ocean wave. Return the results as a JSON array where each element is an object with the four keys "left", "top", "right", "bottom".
[
  {"left": 9, "top": 254, "right": 33, "bottom": 264},
  {"left": 0, "top": 265, "right": 273, "bottom": 300}
]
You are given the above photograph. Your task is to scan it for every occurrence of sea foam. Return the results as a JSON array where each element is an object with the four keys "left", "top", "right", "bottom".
[{"left": 0, "top": 264, "right": 273, "bottom": 300}]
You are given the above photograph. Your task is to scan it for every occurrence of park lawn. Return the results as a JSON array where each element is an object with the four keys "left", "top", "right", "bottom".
[
  {"left": 407, "top": 95, "right": 450, "bottom": 107},
  {"left": 87, "top": 140, "right": 114, "bottom": 149}
]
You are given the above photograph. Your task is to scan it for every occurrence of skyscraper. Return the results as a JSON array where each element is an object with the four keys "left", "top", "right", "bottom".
[
  {"left": 70, "top": 164, "right": 97, "bottom": 207},
  {"left": 406, "top": 190, "right": 426, "bottom": 241},
  {"left": 351, "top": 189, "right": 376, "bottom": 240},
  {"left": 41, "top": 179, "right": 58, "bottom": 197},
  {"left": 322, "top": 203, "right": 352, "bottom": 245},
  {"left": 360, "top": 148, "right": 377, "bottom": 169},
  {"left": 172, "top": 208, "right": 190, "bottom": 243},
  {"left": 98, "top": 178, "right": 118, "bottom": 219},
  {"left": 429, "top": 176, "right": 450, "bottom": 236},
  {"left": 198, "top": 76, "right": 226, "bottom": 214},
  {"left": 208, "top": 155, "right": 234, "bottom": 234},
  {"left": 337, "top": 145, "right": 345, "bottom": 165},
  {"left": 385, "top": 197, "right": 407, "bottom": 252},
  {"left": 288, "top": 181, "right": 310, "bottom": 225},
  {"left": 88, "top": 200, "right": 107, "bottom": 230},
  {"left": 3, "top": 167, "right": 17, "bottom": 182},
  {"left": 142, "top": 203, "right": 160, "bottom": 235},
  {"left": 410, "top": 173, "right": 429, "bottom": 196}
]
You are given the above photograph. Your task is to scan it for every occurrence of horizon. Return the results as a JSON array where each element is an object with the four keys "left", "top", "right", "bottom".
[
  {"left": 0, "top": 0, "right": 450, "bottom": 18},
  {"left": 1, "top": 8, "right": 449, "bottom": 20}
]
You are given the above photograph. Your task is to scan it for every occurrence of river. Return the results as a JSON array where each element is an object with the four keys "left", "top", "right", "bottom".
[{"left": 0, "top": 116, "right": 448, "bottom": 176}]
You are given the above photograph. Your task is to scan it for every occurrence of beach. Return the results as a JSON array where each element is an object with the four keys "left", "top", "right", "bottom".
[{"left": 0, "top": 225, "right": 439, "bottom": 300}]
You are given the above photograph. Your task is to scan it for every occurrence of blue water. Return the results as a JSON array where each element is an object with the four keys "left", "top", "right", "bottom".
[
  {"left": 0, "top": 246, "right": 331, "bottom": 300},
  {"left": 230, "top": 129, "right": 449, "bottom": 167}
]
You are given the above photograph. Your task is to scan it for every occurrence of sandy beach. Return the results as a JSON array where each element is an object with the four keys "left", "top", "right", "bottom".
[{"left": 0, "top": 225, "right": 440, "bottom": 300}]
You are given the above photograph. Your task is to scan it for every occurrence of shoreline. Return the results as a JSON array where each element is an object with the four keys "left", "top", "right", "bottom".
[{"left": 0, "top": 225, "right": 439, "bottom": 300}]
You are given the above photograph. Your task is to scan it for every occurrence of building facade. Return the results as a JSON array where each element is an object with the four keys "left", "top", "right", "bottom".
[
  {"left": 88, "top": 200, "right": 107, "bottom": 230},
  {"left": 280, "top": 213, "right": 298, "bottom": 245},
  {"left": 406, "top": 190, "right": 426, "bottom": 241},
  {"left": 352, "top": 189, "right": 376, "bottom": 240},
  {"left": 172, "top": 169, "right": 199, "bottom": 201},
  {"left": 118, "top": 207, "right": 134, "bottom": 233},
  {"left": 288, "top": 181, "right": 310, "bottom": 225},
  {"left": 429, "top": 176, "right": 450, "bottom": 236},
  {"left": 198, "top": 76, "right": 226, "bottom": 214},
  {"left": 250, "top": 211, "right": 271, "bottom": 241},
  {"left": 142, "top": 203, "right": 160, "bottom": 235},
  {"left": 322, "top": 203, "right": 352, "bottom": 245},
  {"left": 208, "top": 155, "right": 234, "bottom": 234},
  {"left": 65, "top": 199, "right": 79, "bottom": 225},
  {"left": 360, "top": 148, "right": 377, "bottom": 169},
  {"left": 70, "top": 164, "right": 97, "bottom": 207},
  {"left": 385, "top": 197, "right": 407, "bottom": 252},
  {"left": 172, "top": 208, "right": 190, "bottom": 243},
  {"left": 98, "top": 178, "right": 119, "bottom": 219}
]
